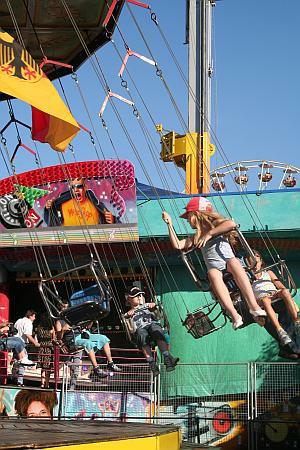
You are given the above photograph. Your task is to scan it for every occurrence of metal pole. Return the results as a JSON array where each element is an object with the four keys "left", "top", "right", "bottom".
[
  {"left": 186, "top": 1, "right": 215, "bottom": 193},
  {"left": 187, "top": 0, "right": 213, "bottom": 134}
]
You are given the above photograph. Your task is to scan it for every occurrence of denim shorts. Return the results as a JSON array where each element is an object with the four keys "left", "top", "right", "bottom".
[{"left": 201, "top": 236, "right": 235, "bottom": 271}]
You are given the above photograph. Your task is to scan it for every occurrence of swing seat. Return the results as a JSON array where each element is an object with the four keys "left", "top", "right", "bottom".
[
  {"left": 65, "top": 283, "right": 111, "bottom": 325},
  {"left": 61, "top": 300, "right": 109, "bottom": 326},
  {"left": 183, "top": 309, "right": 216, "bottom": 339},
  {"left": 69, "top": 283, "right": 110, "bottom": 310},
  {"left": 38, "top": 259, "right": 112, "bottom": 325},
  {"left": 222, "top": 269, "right": 287, "bottom": 325},
  {"left": 53, "top": 339, "right": 82, "bottom": 355}
]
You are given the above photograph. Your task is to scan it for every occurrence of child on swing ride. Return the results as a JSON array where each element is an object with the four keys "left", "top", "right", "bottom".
[
  {"left": 123, "top": 287, "right": 178, "bottom": 377},
  {"left": 162, "top": 197, "right": 267, "bottom": 330},
  {"left": 249, "top": 249, "right": 300, "bottom": 345}
]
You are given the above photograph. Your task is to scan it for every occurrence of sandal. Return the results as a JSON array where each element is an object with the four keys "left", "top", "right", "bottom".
[{"left": 232, "top": 315, "right": 244, "bottom": 330}]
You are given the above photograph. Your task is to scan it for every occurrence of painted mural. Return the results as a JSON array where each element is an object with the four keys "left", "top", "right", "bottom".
[{"left": 0, "top": 160, "right": 138, "bottom": 246}]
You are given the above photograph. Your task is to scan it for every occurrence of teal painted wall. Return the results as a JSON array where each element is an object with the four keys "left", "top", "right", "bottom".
[
  {"left": 138, "top": 190, "right": 300, "bottom": 238},
  {"left": 155, "top": 262, "right": 300, "bottom": 396},
  {"left": 143, "top": 190, "right": 300, "bottom": 396}
]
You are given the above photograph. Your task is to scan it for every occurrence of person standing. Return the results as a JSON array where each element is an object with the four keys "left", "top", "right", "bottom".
[
  {"left": 36, "top": 314, "right": 55, "bottom": 388},
  {"left": 13, "top": 310, "right": 40, "bottom": 386}
]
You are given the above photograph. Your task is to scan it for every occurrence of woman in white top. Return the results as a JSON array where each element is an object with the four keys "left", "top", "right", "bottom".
[{"left": 250, "top": 250, "right": 300, "bottom": 346}]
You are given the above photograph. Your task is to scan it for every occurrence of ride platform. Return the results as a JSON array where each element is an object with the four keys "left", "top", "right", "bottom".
[{"left": 0, "top": 419, "right": 181, "bottom": 450}]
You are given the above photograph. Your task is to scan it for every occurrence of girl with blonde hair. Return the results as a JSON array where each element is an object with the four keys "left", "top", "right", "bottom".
[{"left": 162, "top": 197, "right": 266, "bottom": 330}]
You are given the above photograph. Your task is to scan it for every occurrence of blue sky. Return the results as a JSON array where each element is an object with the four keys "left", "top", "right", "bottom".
[{"left": 0, "top": 0, "right": 299, "bottom": 192}]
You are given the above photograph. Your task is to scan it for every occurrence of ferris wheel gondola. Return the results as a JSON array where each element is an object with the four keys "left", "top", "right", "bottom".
[{"left": 210, "top": 160, "right": 300, "bottom": 192}]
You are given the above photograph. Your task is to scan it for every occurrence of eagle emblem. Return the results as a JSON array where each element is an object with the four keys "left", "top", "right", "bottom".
[{"left": 0, "top": 28, "right": 43, "bottom": 82}]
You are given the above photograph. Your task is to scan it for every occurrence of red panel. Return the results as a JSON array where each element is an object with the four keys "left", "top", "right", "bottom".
[
  {"left": 0, "top": 160, "right": 135, "bottom": 195},
  {"left": 0, "top": 289, "right": 9, "bottom": 323}
]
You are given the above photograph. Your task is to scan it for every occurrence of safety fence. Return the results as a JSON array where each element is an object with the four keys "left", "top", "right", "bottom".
[
  {"left": 1, "top": 353, "right": 299, "bottom": 448},
  {"left": 58, "top": 361, "right": 300, "bottom": 448}
]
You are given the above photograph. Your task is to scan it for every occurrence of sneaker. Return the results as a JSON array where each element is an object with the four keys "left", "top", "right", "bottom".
[
  {"left": 107, "top": 362, "right": 122, "bottom": 372},
  {"left": 89, "top": 366, "right": 109, "bottom": 380},
  {"left": 149, "top": 360, "right": 160, "bottom": 378},
  {"left": 19, "top": 357, "right": 35, "bottom": 366},
  {"left": 17, "top": 382, "right": 24, "bottom": 387},
  {"left": 163, "top": 354, "right": 179, "bottom": 372},
  {"left": 278, "top": 348, "right": 298, "bottom": 360},
  {"left": 277, "top": 329, "right": 292, "bottom": 346}
]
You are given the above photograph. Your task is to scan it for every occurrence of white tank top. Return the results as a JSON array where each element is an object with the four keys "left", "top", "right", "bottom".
[{"left": 252, "top": 270, "right": 276, "bottom": 296}]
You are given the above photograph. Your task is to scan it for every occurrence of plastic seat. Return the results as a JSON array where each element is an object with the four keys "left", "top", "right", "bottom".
[
  {"left": 61, "top": 300, "right": 110, "bottom": 326},
  {"left": 38, "top": 259, "right": 112, "bottom": 327}
]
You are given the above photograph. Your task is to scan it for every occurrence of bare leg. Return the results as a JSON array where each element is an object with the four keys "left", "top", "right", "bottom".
[
  {"left": 86, "top": 349, "right": 98, "bottom": 368},
  {"left": 208, "top": 269, "right": 241, "bottom": 322},
  {"left": 227, "top": 258, "right": 266, "bottom": 324},
  {"left": 41, "top": 370, "right": 46, "bottom": 388},
  {"left": 17, "top": 350, "right": 26, "bottom": 360},
  {"left": 275, "top": 289, "right": 298, "bottom": 321},
  {"left": 102, "top": 343, "right": 113, "bottom": 363},
  {"left": 261, "top": 297, "right": 281, "bottom": 331},
  {"left": 141, "top": 345, "right": 152, "bottom": 359}
]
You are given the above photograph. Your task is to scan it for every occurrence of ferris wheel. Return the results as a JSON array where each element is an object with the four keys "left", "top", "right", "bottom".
[{"left": 210, "top": 160, "right": 300, "bottom": 193}]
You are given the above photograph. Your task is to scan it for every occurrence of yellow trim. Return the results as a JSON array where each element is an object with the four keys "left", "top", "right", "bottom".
[
  {"left": 160, "top": 131, "right": 214, "bottom": 194},
  {"left": 45, "top": 430, "right": 181, "bottom": 450}
]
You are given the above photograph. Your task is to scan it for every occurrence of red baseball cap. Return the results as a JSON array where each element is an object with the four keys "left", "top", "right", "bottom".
[{"left": 180, "top": 197, "right": 213, "bottom": 218}]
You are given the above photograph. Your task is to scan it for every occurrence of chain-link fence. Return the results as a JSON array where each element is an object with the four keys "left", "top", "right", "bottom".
[
  {"left": 58, "top": 360, "right": 300, "bottom": 448},
  {"left": 60, "top": 361, "right": 155, "bottom": 421}
]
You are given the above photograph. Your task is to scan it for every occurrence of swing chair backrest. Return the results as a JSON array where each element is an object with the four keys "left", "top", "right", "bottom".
[
  {"left": 61, "top": 300, "right": 109, "bottom": 326},
  {"left": 38, "top": 259, "right": 112, "bottom": 326},
  {"left": 180, "top": 251, "right": 210, "bottom": 292},
  {"left": 183, "top": 309, "right": 216, "bottom": 339},
  {"left": 66, "top": 282, "right": 111, "bottom": 324},
  {"left": 222, "top": 269, "right": 255, "bottom": 299}
]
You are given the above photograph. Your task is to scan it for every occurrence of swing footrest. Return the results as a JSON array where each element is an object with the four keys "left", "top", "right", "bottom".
[{"left": 183, "top": 310, "right": 216, "bottom": 339}]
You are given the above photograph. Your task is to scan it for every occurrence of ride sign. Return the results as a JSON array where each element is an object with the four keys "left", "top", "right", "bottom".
[{"left": 0, "top": 160, "right": 138, "bottom": 247}]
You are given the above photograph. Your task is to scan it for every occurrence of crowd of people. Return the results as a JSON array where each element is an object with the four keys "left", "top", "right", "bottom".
[{"left": 1, "top": 307, "right": 122, "bottom": 389}]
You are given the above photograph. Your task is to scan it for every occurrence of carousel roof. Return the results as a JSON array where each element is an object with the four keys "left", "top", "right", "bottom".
[{"left": 0, "top": 0, "right": 125, "bottom": 84}]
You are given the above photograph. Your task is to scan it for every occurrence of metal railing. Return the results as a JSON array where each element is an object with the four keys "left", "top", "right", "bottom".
[
  {"left": 2, "top": 351, "right": 299, "bottom": 448},
  {"left": 58, "top": 361, "right": 300, "bottom": 448}
]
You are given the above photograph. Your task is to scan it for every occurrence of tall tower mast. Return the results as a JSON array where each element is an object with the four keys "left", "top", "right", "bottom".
[
  {"left": 187, "top": 0, "right": 213, "bottom": 135},
  {"left": 160, "top": 0, "right": 215, "bottom": 194},
  {"left": 187, "top": 0, "right": 214, "bottom": 193}
]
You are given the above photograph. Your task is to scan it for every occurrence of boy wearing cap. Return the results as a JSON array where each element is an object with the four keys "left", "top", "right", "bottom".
[{"left": 124, "top": 287, "right": 179, "bottom": 377}]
